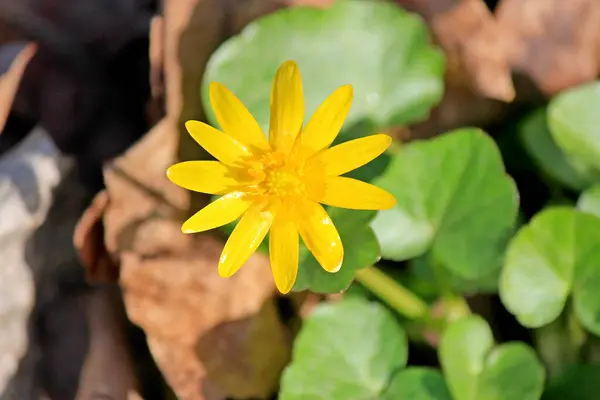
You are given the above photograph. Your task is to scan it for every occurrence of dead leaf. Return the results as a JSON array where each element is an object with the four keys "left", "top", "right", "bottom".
[
  {"left": 103, "top": 119, "right": 289, "bottom": 399},
  {"left": 496, "top": 0, "right": 600, "bottom": 95},
  {"left": 76, "top": 287, "right": 138, "bottom": 400},
  {"left": 73, "top": 190, "right": 120, "bottom": 283},
  {"left": 119, "top": 238, "right": 289, "bottom": 400},
  {"left": 397, "top": 0, "right": 515, "bottom": 102},
  {"left": 0, "top": 43, "right": 35, "bottom": 132},
  {"left": 391, "top": 0, "right": 511, "bottom": 137}
]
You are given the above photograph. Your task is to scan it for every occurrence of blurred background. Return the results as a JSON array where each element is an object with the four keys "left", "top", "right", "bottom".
[{"left": 0, "top": 0, "right": 598, "bottom": 399}]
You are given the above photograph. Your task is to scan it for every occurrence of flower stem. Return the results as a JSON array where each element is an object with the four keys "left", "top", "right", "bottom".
[{"left": 354, "top": 265, "right": 429, "bottom": 320}]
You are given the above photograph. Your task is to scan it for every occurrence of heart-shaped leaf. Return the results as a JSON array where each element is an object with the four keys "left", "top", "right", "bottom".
[
  {"left": 280, "top": 298, "right": 408, "bottom": 399},
  {"left": 548, "top": 81, "right": 600, "bottom": 173},
  {"left": 519, "top": 108, "right": 595, "bottom": 191},
  {"left": 440, "top": 316, "right": 545, "bottom": 400},
  {"left": 203, "top": 0, "right": 445, "bottom": 135},
  {"left": 372, "top": 128, "right": 519, "bottom": 280},
  {"left": 500, "top": 207, "right": 600, "bottom": 334},
  {"left": 381, "top": 368, "right": 453, "bottom": 400},
  {"left": 577, "top": 185, "right": 600, "bottom": 219}
]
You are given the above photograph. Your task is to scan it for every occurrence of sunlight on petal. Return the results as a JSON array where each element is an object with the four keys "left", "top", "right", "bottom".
[
  {"left": 307, "top": 134, "right": 392, "bottom": 177},
  {"left": 269, "top": 60, "right": 304, "bottom": 154},
  {"left": 209, "top": 82, "right": 270, "bottom": 153},
  {"left": 298, "top": 85, "right": 353, "bottom": 157},
  {"left": 296, "top": 199, "right": 343, "bottom": 273},
  {"left": 308, "top": 176, "right": 397, "bottom": 210},
  {"left": 185, "top": 120, "right": 253, "bottom": 166},
  {"left": 181, "top": 192, "right": 251, "bottom": 234},
  {"left": 218, "top": 205, "right": 274, "bottom": 278},
  {"left": 167, "top": 161, "right": 242, "bottom": 194},
  {"left": 269, "top": 212, "right": 299, "bottom": 294}
]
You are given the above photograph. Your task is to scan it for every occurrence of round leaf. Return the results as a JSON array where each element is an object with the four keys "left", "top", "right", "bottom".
[
  {"left": 519, "top": 108, "right": 595, "bottom": 191},
  {"left": 548, "top": 81, "right": 600, "bottom": 172},
  {"left": 381, "top": 368, "right": 453, "bottom": 400},
  {"left": 372, "top": 128, "right": 518, "bottom": 280},
  {"left": 440, "top": 316, "right": 545, "bottom": 400},
  {"left": 203, "top": 0, "right": 445, "bottom": 135},
  {"left": 280, "top": 298, "right": 408, "bottom": 400},
  {"left": 577, "top": 185, "right": 600, "bottom": 219},
  {"left": 500, "top": 207, "right": 600, "bottom": 334}
]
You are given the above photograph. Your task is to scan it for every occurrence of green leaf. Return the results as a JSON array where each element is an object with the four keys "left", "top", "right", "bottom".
[
  {"left": 519, "top": 108, "right": 594, "bottom": 191},
  {"left": 203, "top": 0, "right": 445, "bottom": 135},
  {"left": 500, "top": 206, "right": 600, "bottom": 334},
  {"left": 548, "top": 81, "right": 600, "bottom": 174},
  {"left": 381, "top": 368, "right": 452, "bottom": 400},
  {"left": 440, "top": 316, "right": 545, "bottom": 400},
  {"left": 543, "top": 365, "right": 600, "bottom": 400},
  {"left": 372, "top": 128, "right": 519, "bottom": 280},
  {"left": 577, "top": 184, "right": 600, "bottom": 219},
  {"left": 293, "top": 209, "right": 380, "bottom": 293},
  {"left": 280, "top": 298, "right": 408, "bottom": 400},
  {"left": 409, "top": 255, "right": 499, "bottom": 294}
]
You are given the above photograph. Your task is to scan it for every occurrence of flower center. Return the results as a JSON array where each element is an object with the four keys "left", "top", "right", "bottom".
[
  {"left": 252, "top": 151, "right": 305, "bottom": 198},
  {"left": 265, "top": 167, "right": 304, "bottom": 197}
]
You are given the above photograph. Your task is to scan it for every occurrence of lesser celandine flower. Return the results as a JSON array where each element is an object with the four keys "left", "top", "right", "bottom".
[{"left": 167, "top": 60, "right": 396, "bottom": 294}]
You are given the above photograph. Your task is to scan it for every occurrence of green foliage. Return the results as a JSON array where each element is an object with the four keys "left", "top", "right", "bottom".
[
  {"left": 548, "top": 81, "right": 600, "bottom": 174},
  {"left": 440, "top": 316, "right": 545, "bottom": 400},
  {"left": 202, "top": 0, "right": 445, "bottom": 136},
  {"left": 500, "top": 207, "right": 600, "bottom": 335},
  {"left": 373, "top": 128, "right": 518, "bottom": 284},
  {"left": 519, "top": 108, "right": 594, "bottom": 190},
  {"left": 292, "top": 209, "right": 380, "bottom": 292},
  {"left": 202, "top": 0, "right": 600, "bottom": 396},
  {"left": 543, "top": 365, "right": 600, "bottom": 400},
  {"left": 280, "top": 298, "right": 408, "bottom": 399}
]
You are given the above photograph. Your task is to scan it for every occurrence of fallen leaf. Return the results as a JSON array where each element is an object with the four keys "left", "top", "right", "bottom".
[
  {"left": 0, "top": 43, "right": 35, "bottom": 132},
  {"left": 392, "top": 0, "right": 511, "bottom": 138},
  {"left": 73, "top": 190, "right": 119, "bottom": 283},
  {"left": 496, "top": 0, "right": 600, "bottom": 95},
  {"left": 103, "top": 119, "right": 289, "bottom": 400},
  {"left": 398, "top": 0, "right": 515, "bottom": 102}
]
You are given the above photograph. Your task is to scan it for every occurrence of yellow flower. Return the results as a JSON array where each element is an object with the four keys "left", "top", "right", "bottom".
[{"left": 166, "top": 60, "right": 396, "bottom": 294}]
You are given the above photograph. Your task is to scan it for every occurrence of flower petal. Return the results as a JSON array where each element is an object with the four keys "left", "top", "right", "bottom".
[
  {"left": 209, "top": 82, "right": 270, "bottom": 153},
  {"left": 308, "top": 176, "right": 397, "bottom": 210},
  {"left": 269, "top": 60, "right": 304, "bottom": 154},
  {"left": 181, "top": 192, "right": 251, "bottom": 234},
  {"left": 295, "top": 199, "right": 343, "bottom": 273},
  {"left": 167, "top": 161, "right": 242, "bottom": 194},
  {"left": 269, "top": 213, "right": 299, "bottom": 294},
  {"left": 307, "top": 134, "right": 392, "bottom": 177},
  {"left": 297, "top": 85, "right": 353, "bottom": 157},
  {"left": 218, "top": 205, "right": 274, "bottom": 278},
  {"left": 185, "top": 120, "right": 252, "bottom": 166}
]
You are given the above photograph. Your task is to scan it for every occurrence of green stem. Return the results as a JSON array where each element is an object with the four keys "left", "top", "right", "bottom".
[{"left": 354, "top": 265, "right": 429, "bottom": 320}]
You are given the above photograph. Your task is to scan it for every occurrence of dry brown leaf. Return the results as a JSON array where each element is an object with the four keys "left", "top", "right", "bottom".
[
  {"left": 73, "top": 190, "right": 120, "bottom": 283},
  {"left": 101, "top": 119, "right": 289, "bottom": 399},
  {"left": 391, "top": 0, "right": 511, "bottom": 137},
  {"left": 0, "top": 43, "right": 36, "bottom": 132},
  {"left": 397, "top": 0, "right": 515, "bottom": 102},
  {"left": 496, "top": 0, "right": 600, "bottom": 95},
  {"left": 76, "top": 287, "right": 138, "bottom": 400},
  {"left": 163, "top": 0, "right": 224, "bottom": 166}
]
